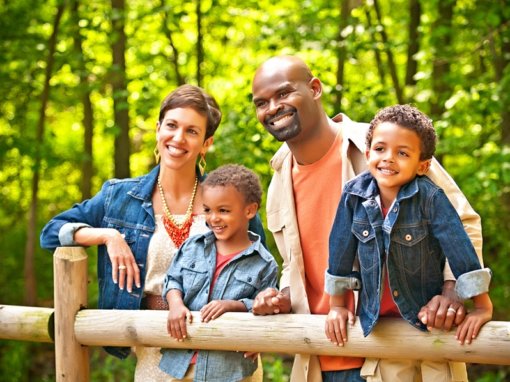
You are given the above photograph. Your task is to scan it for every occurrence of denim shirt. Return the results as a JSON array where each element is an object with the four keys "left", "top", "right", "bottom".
[
  {"left": 159, "top": 230, "right": 278, "bottom": 382},
  {"left": 39, "top": 165, "right": 267, "bottom": 359},
  {"left": 325, "top": 171, "right": 491, "bottom": 336}
]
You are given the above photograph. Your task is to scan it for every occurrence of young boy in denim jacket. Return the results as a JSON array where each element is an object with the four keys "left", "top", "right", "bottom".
[
  {"left": 159, "top": 164, "right": 278, "bottom": 382},
  {"left": 324, "top": 105, "right": 493, "bottom": 381}
]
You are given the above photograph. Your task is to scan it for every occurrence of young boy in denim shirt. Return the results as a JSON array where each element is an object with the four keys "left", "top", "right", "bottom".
[
  {"left": 159, "top": 164, "right": 278, "bottom": 382},
  {"left": 324, "top": 105, "right": 493, "bottom": 381}
]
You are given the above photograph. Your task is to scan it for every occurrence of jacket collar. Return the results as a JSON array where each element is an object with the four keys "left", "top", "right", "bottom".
[
  {"left": 127, "top": 164, "right": 206, "bottom": 202},
  {"left": 127, "top": 165, "right": 160, "bottom": 201},
  {"left": 347, "top": 171, "right": 421, "bottom": 202},
  {"left": 197, "top": 230, "right": 272, "bottom": 261},
  {"left": 269, "top": 113, "right": 364, "bottom": 171}
]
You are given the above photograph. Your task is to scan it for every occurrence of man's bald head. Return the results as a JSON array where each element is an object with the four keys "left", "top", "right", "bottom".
[
  {"left": 253, "top": 55, "right": 313, "bottom": 85},
  {"left": 251, "top": 55, "right": 325, "bottom": 144}
]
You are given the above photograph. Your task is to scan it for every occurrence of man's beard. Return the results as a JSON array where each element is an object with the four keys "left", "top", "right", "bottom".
[{"left": 263, "top": 109, "right": 301, "bottom": 142}]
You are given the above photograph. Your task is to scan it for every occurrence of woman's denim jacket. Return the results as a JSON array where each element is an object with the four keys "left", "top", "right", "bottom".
[
  {"left": 159, "top": 230, "right": 278, "bottom": 382},
  {"left": 325, "top": 171, "right": 491, "bottom": 336},
  {"left": 39, "top": 165, "right": 267, "bottom": 359}
]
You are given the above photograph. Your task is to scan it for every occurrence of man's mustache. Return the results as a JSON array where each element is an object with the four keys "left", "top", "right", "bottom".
[{"left": 264, "top": 107, "right": 297, "bottom": 125}]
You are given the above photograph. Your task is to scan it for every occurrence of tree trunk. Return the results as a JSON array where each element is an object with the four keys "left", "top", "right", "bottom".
[
  {"left": 430, "top": 0, "right": 455, "bottom": 118},
  {"left": 364, "top": 6, "right": 386, "bottom": 87},
  {"left": 71, "top": 0, "right": 94, "bottom": 200},
  {"left": 498, "top": 20, "right": 510, "bottom": 145},
  {"left": 334, "top": 0, "right": 350, "bottom": 109},
  {"left": 497, "top": 8, "right": 510, "bottom": 235},
  {"left": 196, "top": 0, "right": 203, "bottom": 87},
  {"left": 24, "top": 3, "right": 65, "bottom": 306},
  {"left": 373, "top": 0, "right": 404, "bottom": 104},
  {"left": 160, "top": 0, "right": 184, "bottom": 85},
  {"left": 110, "top": 0, "right": 130, "bottom": 179},
  {"left": 405, "top": 0, "right": 421, "bottom": 89}
]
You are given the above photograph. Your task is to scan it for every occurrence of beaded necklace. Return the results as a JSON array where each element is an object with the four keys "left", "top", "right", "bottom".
[{"left": 157, "top": 175, "right": 198, "bottom": 248}]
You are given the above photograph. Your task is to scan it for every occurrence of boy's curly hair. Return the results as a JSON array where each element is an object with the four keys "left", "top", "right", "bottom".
[
  {"left": 366, "top": 104, "right": 436, "bottom": 160},
  {"left": 202, "top": 164, "right": 262, "bottom": 208}
]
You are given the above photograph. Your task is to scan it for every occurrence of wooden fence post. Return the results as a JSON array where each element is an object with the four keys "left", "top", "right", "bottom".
[{"left": 53, "top": 247, "right": 89, "bottom": 381}]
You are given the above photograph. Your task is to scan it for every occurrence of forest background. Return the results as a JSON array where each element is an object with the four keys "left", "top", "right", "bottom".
[{"left": 0, "top": 0, "right": 509, "bottom": 381}]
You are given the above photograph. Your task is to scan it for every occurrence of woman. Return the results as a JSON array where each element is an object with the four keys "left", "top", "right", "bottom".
[{"left": 40, "top": 84, "right": 265, "bottom": 381}]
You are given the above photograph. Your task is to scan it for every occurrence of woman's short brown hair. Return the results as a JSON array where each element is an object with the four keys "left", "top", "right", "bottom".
[{"left": 158, "top": 84, "right": 222, "bottom": 140}]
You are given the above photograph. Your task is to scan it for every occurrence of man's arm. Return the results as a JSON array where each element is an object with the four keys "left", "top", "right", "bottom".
[
  {"left": 420, "top": 159, "right": 483, "bottom": 330},
  {"left": 428, "top": 158, "right": 483, "bottom": 270}
]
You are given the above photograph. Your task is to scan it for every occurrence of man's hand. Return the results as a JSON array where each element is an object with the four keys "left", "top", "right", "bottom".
[
  {"left": 418, "top": 280, "right": 465, "bottom": 331},
  {"left": 252, "top": 287, "right": 291, "bottom": 315}
]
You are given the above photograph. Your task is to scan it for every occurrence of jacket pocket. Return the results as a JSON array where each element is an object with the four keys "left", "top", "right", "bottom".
[
  {"left": 392, "top": 224, "right": 427, "bottom": 247},
  {"left": 267, "top": 209, "right": 284, "bottom": 234},
  {"left": 391, "top": 224, "right": 428, "bottom": 275},
  {"left": 229, "top": 271, "right": 261, "bottom": 299},
  {"left": 180, "top": 262, "right": 208, "bottom": 297},
  {"left": 352, "top": 222, "right": 377, "bottom": 272}
]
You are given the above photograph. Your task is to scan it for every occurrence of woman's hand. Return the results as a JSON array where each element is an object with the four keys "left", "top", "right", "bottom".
[
  {"left": 74, "top": 227, "right": 141, "bottom": 293},
  {"left": 102, "top": 229, "right": 141, "bottom": 293}
]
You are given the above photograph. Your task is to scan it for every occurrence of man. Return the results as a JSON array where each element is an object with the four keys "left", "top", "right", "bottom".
[{"left": 251, "top": 55, "right": 483, "bottom": 382}]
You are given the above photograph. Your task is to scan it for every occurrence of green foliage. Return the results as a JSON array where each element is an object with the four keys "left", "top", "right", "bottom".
[
  {"left": 0, "top": 341, "right": 29, "bottom": 382},
  {"left": 1, "top": 0, "right": 510, "bottom": 379},
  {"left": 90, "top": 349, "right": 136, "bottom": 381},
  {"left": 0, "top": 342, "right": 55, "bottom": 382},
  {"left": 262, "top": 354, "right": 292, "bottom": 382}
]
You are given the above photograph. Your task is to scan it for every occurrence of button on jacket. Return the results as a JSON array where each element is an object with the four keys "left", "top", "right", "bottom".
[
  {"left": 159, "top": 231, "right": 278, "bottom": 382},
  {"left": 39, "top": 165, "right": 267, "bottom": 359},
  {"left": 325, "top": 171, "right": 491, "bottom": 336}
]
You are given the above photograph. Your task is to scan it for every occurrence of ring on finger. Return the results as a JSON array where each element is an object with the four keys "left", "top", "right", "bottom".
[
  {"left": 118, "top": 265, "right": 127, "bottom": 270},
  {"left": 447, "top": 307, "right": 457, "bottom": 314}
]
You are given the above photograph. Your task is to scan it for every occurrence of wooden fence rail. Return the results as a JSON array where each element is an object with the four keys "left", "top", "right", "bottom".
[
  {"left": 0, "top": 305, "right": 53, "bottom": 343},
  {"left": 75, "top": 310, "right": 510, "bottom": 365},
  {"left": 0, "top": 246, "right": 508, "bottom": 381},
  {"left": 1, "top": 305, "right": 509, "bottom": 365}
]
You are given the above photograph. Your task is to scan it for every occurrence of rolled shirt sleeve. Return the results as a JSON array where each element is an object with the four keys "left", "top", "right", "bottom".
[
  {"left": 58, "top": 222, "right": 92, "bottom": 246},
  {"left": 324, "top": 270, "right": 361, "bottom": 296},
  {"left": 455, "top": 268, "right": 492, "bottom": 300}
]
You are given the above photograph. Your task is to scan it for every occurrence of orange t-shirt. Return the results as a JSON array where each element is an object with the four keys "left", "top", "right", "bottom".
[
  {"left": 379, "top": 206, "right": 400, "bottom": 317},
  {"left": 292, "top": 128, "right": 364, "bottom": 371}
]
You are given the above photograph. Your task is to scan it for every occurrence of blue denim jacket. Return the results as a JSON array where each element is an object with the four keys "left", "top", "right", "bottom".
[
  {"left": 325, "top": 171, "right": 491, "bottom": 336},
  {"left": 159, "top": 230, "right": 278, "bottom": 381},
  {"left": 39, "top": 165, "right": 267, "bottom": 359}
]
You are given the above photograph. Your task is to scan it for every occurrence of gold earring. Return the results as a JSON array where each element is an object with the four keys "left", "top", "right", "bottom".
[
  {"left": 154, "top": 146, "right": 160, "bottom": 163},
  {"left": 198, "top": 153, "right": 207, "bottom": 176}
]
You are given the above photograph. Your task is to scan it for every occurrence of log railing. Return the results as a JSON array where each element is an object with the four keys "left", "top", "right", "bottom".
[{"left": 0, "top": 246, "right": 509, "bottom": 381}]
